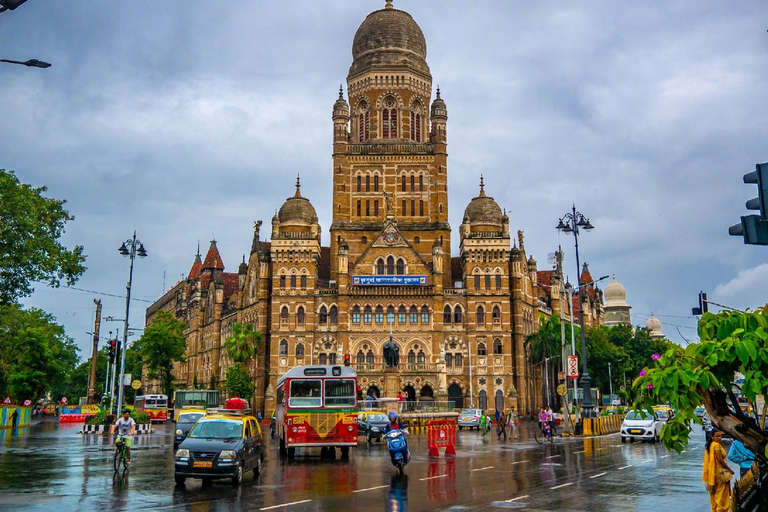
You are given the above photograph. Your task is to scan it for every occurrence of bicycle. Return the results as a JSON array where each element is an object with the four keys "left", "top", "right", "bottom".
[
  {"left": 534, "top": 421, "right": 556, "bottom": 444},
  {"left": 113, "top": 435, "right": 130, "bottom": 473}
]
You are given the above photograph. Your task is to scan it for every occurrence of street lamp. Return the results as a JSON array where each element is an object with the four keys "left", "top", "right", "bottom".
[
  {"left": 557, "top": 205, "right": 597, "bottom": 417},
  {"left": 0, "top": 0, "right": 29, "bottom": 13},
  {"left": 116, "top": 232, "right": 147, "bottom": 415},
  {"left": 0, "top": 58, "right": 51, "bottom": 68}
]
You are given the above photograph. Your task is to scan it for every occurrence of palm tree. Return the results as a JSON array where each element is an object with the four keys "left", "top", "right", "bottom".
[
  {"left": 525, "top": 314, "right": 563, "bottom": 409},
  {"left": 224, "top": 323, "right": 261, "bottom": 365}
]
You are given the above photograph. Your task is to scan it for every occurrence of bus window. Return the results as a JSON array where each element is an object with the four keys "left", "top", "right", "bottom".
[
  {"left": 289, "top": 380, "right": 322, "bottom": 407},
  {"left": 324, "top": 379, "right": 356, "bottom": 406},
  {"left": 146, "top": 399, "right": 156, "bottom": 406}
]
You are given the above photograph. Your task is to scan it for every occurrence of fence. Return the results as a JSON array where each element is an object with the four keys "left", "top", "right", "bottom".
[{"left": 733, "top": 462, "right": 768, "bottom": 512}]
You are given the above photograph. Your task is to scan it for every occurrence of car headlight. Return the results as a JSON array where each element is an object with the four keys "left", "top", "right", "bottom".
[
  {"left": 371, "top": 427, "right": 379, "bottom": 432},
  {"left": 175, "top": 429, "right": 183, "bottom": 435},
  {"left": 220, "top": 450, "right": 237, "bottom": 462},
  {"left": 175, "top": 449, "right": 189, "bottom": 459}
]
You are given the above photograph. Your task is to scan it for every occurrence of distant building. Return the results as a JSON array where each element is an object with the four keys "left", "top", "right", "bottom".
[
  {"left": 645, "top": 314, "right": 664, "bottom": 338},
  {"left": 603, "top": 275, "right": 632, "bottom": 326}
]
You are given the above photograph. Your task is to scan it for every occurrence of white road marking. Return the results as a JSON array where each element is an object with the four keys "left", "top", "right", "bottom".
[
  {"left": 546, "top": 454, "right": 561, "bottom": 458},
  {"left": 352, "top": 485, "right": 389, "bottom": 493},
  {"left": 505, "top": 495, "right": 530, "bottom": 503},
  {"left": 510, "top": 460, "right": 530, "bottom": 465},
  {"left": 589, "top": 472, "right": 607, "bottom": 479},
  {"left": 618, "top": 465, "right": 632, "bottom": 470},
  {"left": 260, "top": 500, "right": 312, "bottom": 510},
  {"left": 471, "top": 466, "right": 494, "bottom": 472},
  {"left": 419, "top": 474, "right": 448, "bottom": 481},
  {"left": 641, "top": 459, "right": 653, "bottom": 464},
  {"left": 574, "top": 450, "right": 585, "bottom": 454},
  {"left": 550, "top": 482, "right": 574, "bottom": 490},
  {"left": 610, "top": 444, "right": 623, "bottom": 447},
  {"left": 660, "top": 455, "right": 670, "bottom": 459}
]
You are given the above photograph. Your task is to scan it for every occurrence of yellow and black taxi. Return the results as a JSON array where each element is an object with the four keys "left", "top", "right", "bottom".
[
  {"left": 174, "top": 409, "right": 264, "bottom": 486},
  {"left": 174, "top": 408, "right": 206, "bottom": 448}
]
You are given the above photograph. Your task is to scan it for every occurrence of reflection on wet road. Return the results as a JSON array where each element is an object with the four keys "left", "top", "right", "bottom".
[{"left": 0, "top": 418, "right": 715, "bottom": 511}]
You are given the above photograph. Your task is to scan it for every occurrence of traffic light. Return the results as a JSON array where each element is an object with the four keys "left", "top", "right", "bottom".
[
  {"left": 692, "top": 291, "right": 708, "bottom": 316},
  {"left": 108, "top": 340, "right": 116, "bottom": 363},
  {"left": 729, "top": 162, "right": 768, "bottom": 245},
  {"left": 344, "top": 354, "right": 350, "bottom": 366}
]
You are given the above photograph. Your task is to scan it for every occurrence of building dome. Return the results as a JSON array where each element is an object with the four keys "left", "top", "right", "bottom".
[
  {"left": 349, "top": 1, "right": 430, "bottom": 78},
  {"left": 646, "top": 314, "right": 664, "bottom": 338},
  {"left": 463, "top": 176, "right": 502, "bottom": 228},
  {"left": 604, "top": 275, "right": 629, "bottom": 307},
  {"left": 278, "top": 176, "right": 318, "bottom": 225}
]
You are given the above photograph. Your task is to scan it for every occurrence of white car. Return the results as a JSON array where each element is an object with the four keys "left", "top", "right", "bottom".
[{"left": 620, "top": 410, "right": 661, "bottom": 443}]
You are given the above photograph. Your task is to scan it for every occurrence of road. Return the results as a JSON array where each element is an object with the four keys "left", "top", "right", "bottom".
[{"left": 0, "top": 418, "right": 720, "bottom": 511}]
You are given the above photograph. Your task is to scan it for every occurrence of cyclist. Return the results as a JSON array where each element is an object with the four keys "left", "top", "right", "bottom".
[
  {"left": 537, "top": 407, "right": 552, "bottom": 441},
  {"left": 110, "top": 409, "right": 136, "bottom": 465}
]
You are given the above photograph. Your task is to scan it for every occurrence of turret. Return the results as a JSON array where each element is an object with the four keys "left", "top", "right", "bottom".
[
  {"left": 430, "top": 87, "right": 447, "bottom": 144},
  {"left": 332, "top": 86, "right": 350, "bottom": 145}
]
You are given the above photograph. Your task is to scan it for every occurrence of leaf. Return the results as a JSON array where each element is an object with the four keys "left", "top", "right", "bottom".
[
  {"left": 745, "top": 340, "right": 757, "bottom": 362},
  {"left": 736, "top": 343, "right": 749, "bottom": 366}
]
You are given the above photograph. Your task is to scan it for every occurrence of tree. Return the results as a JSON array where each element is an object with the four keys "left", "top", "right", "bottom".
[
  {"left": 223, "top": 365, "right": 255, "bottom": 399},
  {"left": 634, "top": 308, "right": 768, "bottom": 462},
  {"left": 135, "top": 310, "right": 186, "bottom": 397},
  {"left": 0, "top": 304, "right": 79, "bottom": 401},
  {"left": 525, "top": 314, "right": 563, "bottom": 407},
  {"left": 0, "top": 169, "right": 86, "bottom": 305},
  {"left": 60, "top": 348, "right": 108, "bottom": 402},
  {"left": 222, "top": 323, "right": 261, "bottom": 400}
]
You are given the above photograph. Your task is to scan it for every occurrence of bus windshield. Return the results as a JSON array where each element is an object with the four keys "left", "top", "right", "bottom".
[
  {"left": 289, "top": 380, "right": 322, "bottom": 408},
  {"left": 324, "top": 379, "right": 356, "bottom": 406}
]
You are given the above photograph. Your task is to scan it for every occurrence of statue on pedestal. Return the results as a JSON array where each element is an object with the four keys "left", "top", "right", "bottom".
[{"left": 383, "top": 331, "right": 399, "bottom": 368}]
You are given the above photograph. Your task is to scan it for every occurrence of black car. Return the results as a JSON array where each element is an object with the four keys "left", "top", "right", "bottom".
[
  {"left": 174, "top": 410, "right": 206, "bottom": 448},
  {"left": 174, "top": 413, "right": 264, "bottom": 486},
  {"left": 358, "top": 411, "right": 390, "bottom": 443}
]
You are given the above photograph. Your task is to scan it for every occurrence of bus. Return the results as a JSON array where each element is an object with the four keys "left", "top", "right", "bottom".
[
  {"left": 276, "top": 365, "right": 358, "bottom": 457},
  {"left": 171, "top": 390, "right": 220, "bottom": 421},
  {"left": 134, "top": 394, "right": 168, "bottom": 423}
]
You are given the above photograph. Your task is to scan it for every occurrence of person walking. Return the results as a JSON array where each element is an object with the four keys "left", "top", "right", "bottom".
[
  {"left": 507, "top": 408, "right": 518, "bottom": 439},
  {"left": 702, "top": 430, "right": 733, "bottom": 512},
  {"left": 479, "top": 411, "right": 489, "bottom": 438},
  {"left": 497, "top": 411, "right": 507, "bottom": 441}
]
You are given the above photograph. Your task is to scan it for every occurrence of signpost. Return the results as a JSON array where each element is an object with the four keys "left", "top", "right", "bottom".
[
  {"left": 131, "top": 380, "right": 141, "bottom": 390},
  {"left": 567, "top": 356, "right": 579, "bottom": 379}
]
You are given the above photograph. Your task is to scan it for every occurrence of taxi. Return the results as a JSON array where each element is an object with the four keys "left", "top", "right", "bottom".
[
  {"left": 357, "top": 411, "right": 390, "bottom": 443},
  {"left": 174, "top": 408, "right": 206, "bottom": 448},
  {"left": 174, "top": 409, "right": 264, "bottom": 486},
  {"left": 652, "top": 405, "right": 675, "bottom": 427}
]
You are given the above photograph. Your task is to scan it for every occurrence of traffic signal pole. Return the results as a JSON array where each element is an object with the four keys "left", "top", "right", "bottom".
[
  {"left": 109, "top": 330, "right": 119, "bottom": 414},
  {"left": 729, "top": 162, "right": 768, "bottom": 245}
]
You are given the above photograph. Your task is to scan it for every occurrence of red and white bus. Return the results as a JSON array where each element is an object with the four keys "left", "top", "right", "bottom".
[
  {"left": 134, "top": 394, "right": 168, "bottom": 423},
  {"left": 276, "top": 365, "right": 358, "bottom": 457}
]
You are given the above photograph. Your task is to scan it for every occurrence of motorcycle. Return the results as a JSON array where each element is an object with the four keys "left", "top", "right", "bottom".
[{"left": 383, "top": 428, "right": 410, "bottom": 474}]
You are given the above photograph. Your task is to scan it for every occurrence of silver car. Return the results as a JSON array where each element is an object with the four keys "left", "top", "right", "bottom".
[{"left": 457, "top": 409, "right": 483, "bottom": 430}]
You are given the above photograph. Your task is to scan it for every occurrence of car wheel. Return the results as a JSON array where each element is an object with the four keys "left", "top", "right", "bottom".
[
  {"left": 232, "top": 463, "right": 243, "bottom": 486},
  {"left": 174, "top": 475, "right": 186, "bottom": 485},
  {"left": 620, "top": 436, "right": 626, "bottom": 443},
  {"left": 367, "top": 434, "right": 372, "bottom": 444},
  {"left": 253, "top": 454, "right": 263, "bottom": 477}
]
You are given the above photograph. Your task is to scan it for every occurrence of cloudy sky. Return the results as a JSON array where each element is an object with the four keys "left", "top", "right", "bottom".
[{"left": 2, "top": 0, "right": 766, "bottom": 361}]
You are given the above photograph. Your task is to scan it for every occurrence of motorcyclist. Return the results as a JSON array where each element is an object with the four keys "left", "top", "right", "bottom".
[
  {"left": 384, "top": 412, "right": 410, "bottom": 466},
  {"left": 385, "top": 412, "right": 406, "bottom": 433}
]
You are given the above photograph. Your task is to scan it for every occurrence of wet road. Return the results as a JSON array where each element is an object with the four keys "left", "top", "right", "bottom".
[{"left": 0, "top": 418, "right": 717, "bottom": 511}]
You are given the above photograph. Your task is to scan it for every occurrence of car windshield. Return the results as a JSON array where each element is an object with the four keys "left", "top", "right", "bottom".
[
  {"left": 461, "top": 410, "right": 479, "bottom": 416},
  {"left": 188, "top": 419, "right": 243, "bottom": 439},
  {"left": 656, "top": 410, "right": 669, "bottom": 419},
  {"left": 178, "top": 413, "right": 205, "bottom": 424},
  {"left": 625, "top": 410, "right": 654, "bottom": 421},
  {"left": 367, "top": 413, "right": 387, "bottom": 422}
]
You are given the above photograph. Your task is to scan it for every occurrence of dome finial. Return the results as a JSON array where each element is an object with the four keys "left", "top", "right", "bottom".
[
  {"left": 295, "top": 174, "right": 301, "bottom": 197},
  {"left": 338, "top": 85, "right": 344, "bottom": 99},
  {"left": 479, "top": 174, "right": 486, "bottom": 197},
  {"left": 385, "top": 0, "right": 393, "bottom": 9},
  {"left": 436, "top": 85, "right": 441, "bottom": 99}
]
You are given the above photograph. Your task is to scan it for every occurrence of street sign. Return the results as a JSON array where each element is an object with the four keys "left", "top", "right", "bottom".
[
  {"left": 567, "top": 356, "right": 579, "bottom": 379},
  {"left": 60, "top": 397, "right": 68, "bottom": 404},
  {"left": 3, "top": 396, "right": 10, "bottom": 404},
  {"left": 123, "top": 374, "right": 132, "bottom": 386},
  {"left": 23, "top": 399, "right": 32, "bottom": 406},
  {"left": 557, "top": 384, "right": 568, "bottom": 396},
  {"left": 131, "top": 380, "right": 141, "bottom": 390}
]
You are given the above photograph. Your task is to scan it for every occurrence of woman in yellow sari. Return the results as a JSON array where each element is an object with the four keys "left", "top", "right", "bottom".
[{"left": 702, "top": 430, "right": 734, "bottom": 511}]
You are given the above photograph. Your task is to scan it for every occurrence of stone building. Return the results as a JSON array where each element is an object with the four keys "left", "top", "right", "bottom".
[
  {"left": 145, "top": 1, "right": 607, "bottom": 415},
  {"left": 603, "top": 275, "right": 631, "bottom": 326}
]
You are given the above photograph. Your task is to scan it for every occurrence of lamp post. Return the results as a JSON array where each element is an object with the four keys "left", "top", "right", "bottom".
[
  {"left": 116, "top": 232, "right": 147, "bottom": 415},
  {"left": 0, "top": 58, "right": 51, "bottom": 68},
  {"left": 557, "top": 205, "right": 596, "bottom": 417}
]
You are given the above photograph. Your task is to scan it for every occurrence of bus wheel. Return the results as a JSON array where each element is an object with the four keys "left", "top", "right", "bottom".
[
  {"left": 287, "top": 447, "right": 295, "bottom": 458},
  {"left": 340, "top": 446, "right": 350, "bottom": 457}
]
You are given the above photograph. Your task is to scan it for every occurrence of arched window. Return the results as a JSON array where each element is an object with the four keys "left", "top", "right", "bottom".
[
  {"left": 476, "top": 306, "right": 485, "bottom": 325},
  {"left": 410, "top": 111, "right": 421, "bottom": 142},
  {"left": 485, "top": 275, "right": 491, "bottom": 289},
  {"left": 455, "top": 353, "right": 463, "bottom": 366},
  {"left": 396, "top": 258, "right": 405, "bottom": 275},
  {"left": 363, "top": 305, "right": 372, "bottom": 323},
  {"left": 330, "top": 305, "right": 338, "bottom": 324},
  {"left": 495, "top": 390, "right": 504, "bottom": 412},
  {"left": 409, "top": 306, "right": 418, "bottom": 324},
  {"left": 374, "top": 174, "right": 379, "bottom": 192},
  {"left": 407, "top": 350, "right": 416, "bottom": 364},
  {"left": 398, "top": 305, "right": 407, "bottom": 324},
  {"left": 477, "top": 343, "right": 487, "bottom": 356},
  {"left": 386, "top": 256, "right": 395, "bottom": 275},
  {"left": 382, "top": 106, "right": 397, "bottom": 139},
  {"left": 479, "top": 390, "right": 488, "bottom": 410},
  {"left": 297, "top": 306, "right": 305, "bottom": 326},
  {"left": 352, "top": 306, "right": 361, "bottom": 323},
  {"left": 375, "top": 305, "right": 384, "bottom": 324},
  {"left": 356, "top": 350, "right": 365, "bottom": 364},
  {"left": 376, "top": 258, "right": 385, "bottom": 275},
  {"left": 366, "top": 350, "right": 374, "bottom": 364},
  {"left": 417, "top": 350, "right": 425, "bottom": 363},
  {"left": 453, "top": 306, "right": 463, "bottom": 324},
  {"left": 496, "top": 275, "right": 502, "bottom": 288},
  {"left": 319, "top": 353, "right": 327, "bottom": 365},
  {"left": 446, "top": 353, "right": 453, "bottom": 366},
  {"left": 493, "top": 338, "right": 503, "bottom": 354},
  {"left": 319, "top": 306, "right": 328, "bottom": 324},
  {"left": 421, "top": 306, "right": 429, "bottom": 324},
  {"left": 296, "top": 344, "right": 304, "bottom": 358},
  {"left": 475, "top": 276, "right": 481, "bottom": 289},
  {"left": 443, "top": 306, "right": 452, "bottom": 324},
  {"left": 281, "top": 306, "right": 289, "bottom": 324},
  {"left": 387, "top": 305, "right": 395, "bottom": 324},
  {"left": 279, "top": 339, "right": 288, "bottom": 355},
  {"left": 358, "top": 111, "right": 369, "bottom": 142},
  {"left": 492, "top": 306, "right": 501, "bottom": 323}
]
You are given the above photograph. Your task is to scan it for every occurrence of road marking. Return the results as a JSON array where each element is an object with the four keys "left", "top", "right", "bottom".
[
  {"left": 510, "top": 460, "right": 530, "bottom": 465},
  {"left": 641, "top": 459, "right": 653, "bottom": 464},
  {"left": 689, "top": 447, "right": 699, "bottom": 450},
  {"left": 420, "top": 474, "right": 448, "bottom": 481},
  {"left": 618, "top": 465, "right": 632, "bottom": 470},
  {"left": 610, "top": 444, "right": 623, "bottom": 448},
  {"left": 660, "top": 455, "right": 670, "bottom": 459},
  {"left": 550, "top": 482, "right": 574, "bottom": 490},
  {"left": 504, "top": 495, "right": 530, "bottom": 503},
  {"left": 260, "top": 500, "right": 312, "bottom": 510},
  {"left": 589, "top": 472, "right": 607, "bottom": 479},
  {"left": 352, "top": 485, "right": 389, "bottom": 493},
  {"left": 574, "top": 450, "right": 585, "bottom": 454},
  {"left": 546, "top": 454, "right": 561, "bottom": 458},
  {"left": 471, "top": 466, "right": 494, "bottom": 472}
]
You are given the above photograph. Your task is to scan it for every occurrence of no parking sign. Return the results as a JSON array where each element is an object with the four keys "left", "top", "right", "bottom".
[
  {"left": 23, "top": 399, "right": 32, "bottom": 406},
  {"left": 60, "top": 397, "right": 68, "bottom": 404},
  {"left": 567, "top": 356, "right": 579, "bottom": 380}
]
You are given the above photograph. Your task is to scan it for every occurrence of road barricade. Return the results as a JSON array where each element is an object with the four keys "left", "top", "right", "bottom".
[
  {"left": 427, "top": 419, "right": 457, "bottom": 457},
  {"left": 582, "top": 415, "right": 622, "bottom": 436}
]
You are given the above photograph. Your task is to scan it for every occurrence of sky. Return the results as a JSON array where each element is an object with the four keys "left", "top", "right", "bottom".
[{"left": 2, "top": 0, "right": 766, "bottom": 362}]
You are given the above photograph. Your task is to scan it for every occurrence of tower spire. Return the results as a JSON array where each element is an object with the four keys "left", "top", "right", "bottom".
[
  {"left": 479, "top": 174, "right": 485, "bottom": 197},
  {"left": 385, "top": 0, "right": 393, "bottom": 9},
  {"left": 295, "top": 174, "right": 301, "bottom": 197}
]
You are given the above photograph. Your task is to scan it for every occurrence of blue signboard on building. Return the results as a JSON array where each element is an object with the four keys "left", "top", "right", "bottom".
[{"left": 352, "top": 276, "right": 427, "bottom": 286}]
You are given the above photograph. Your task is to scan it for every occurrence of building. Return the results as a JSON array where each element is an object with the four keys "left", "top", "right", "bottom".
[
  {"left": 603, "top": 275, "right": 631, "bottom": 326},
  {"left": 146, "top": 1, "right": 607, "bottom": 415}
]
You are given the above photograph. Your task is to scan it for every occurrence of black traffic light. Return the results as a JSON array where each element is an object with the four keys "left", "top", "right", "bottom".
[
  {"left": 692, "top": 291, "right": 708, "bottom": 316},
  {"left": 729, "top": 162, "right": 768, "bottom": 245},
  {"left": 108, "top": 340, "right": 116, "bottom": 363},
  {"left": 344, "top": 354, "right": 350, "bottom": 366}
]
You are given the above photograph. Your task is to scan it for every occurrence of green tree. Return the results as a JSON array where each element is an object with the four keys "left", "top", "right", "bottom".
[
  {"left": 634, "top": 308, "right": 768, "bottom": 462},
  {"left": 0, "top": 304, "right": 79, "bottom": 401},
  {"left": 223, "top": 365, "right": 255, "bottom": 399},
  {"left": 526, "top": 314, "right": 563, "bottom": 406},
  {"left": 0, "top": 169, "right": 87, "bottom": 305},
  {"left": 135, "top": 310, "right": 186, "bottom": 397},
  {"left": 60, "top": 348, "right": 108, "bottom": 402}
]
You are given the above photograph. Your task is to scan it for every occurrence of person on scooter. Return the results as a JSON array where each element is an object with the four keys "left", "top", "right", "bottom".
[
  {"left": 385, "top": 412, "right": 406, "bottom": 433},
  {"left": 384, "top": 412, "right": 410, "bottom": 466}
]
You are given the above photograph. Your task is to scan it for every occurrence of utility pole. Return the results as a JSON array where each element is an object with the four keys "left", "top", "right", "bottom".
[{"left": 87, "top": 300, "right": 102, "bottom": 404}]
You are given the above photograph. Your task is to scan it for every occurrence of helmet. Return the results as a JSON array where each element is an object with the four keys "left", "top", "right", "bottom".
[{"left": 389, "top": 412, "right": 397, "bottom": 421}]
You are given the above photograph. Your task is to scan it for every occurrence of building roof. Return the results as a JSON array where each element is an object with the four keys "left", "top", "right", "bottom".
[
  {"left": 537, "top": 270, "right": 554, "bottom": 289},
  {"left": 463, "top": 176, "right": 503, "bottom": 228},
  {"left": 188, "top": 252, "right": 203, "bottom": 281},
  {"left": 202, "top": 240, "right": 225, "bottom": 271},
  {"left": 278, "top": 176, "right": 318, "bottom": 225}
]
